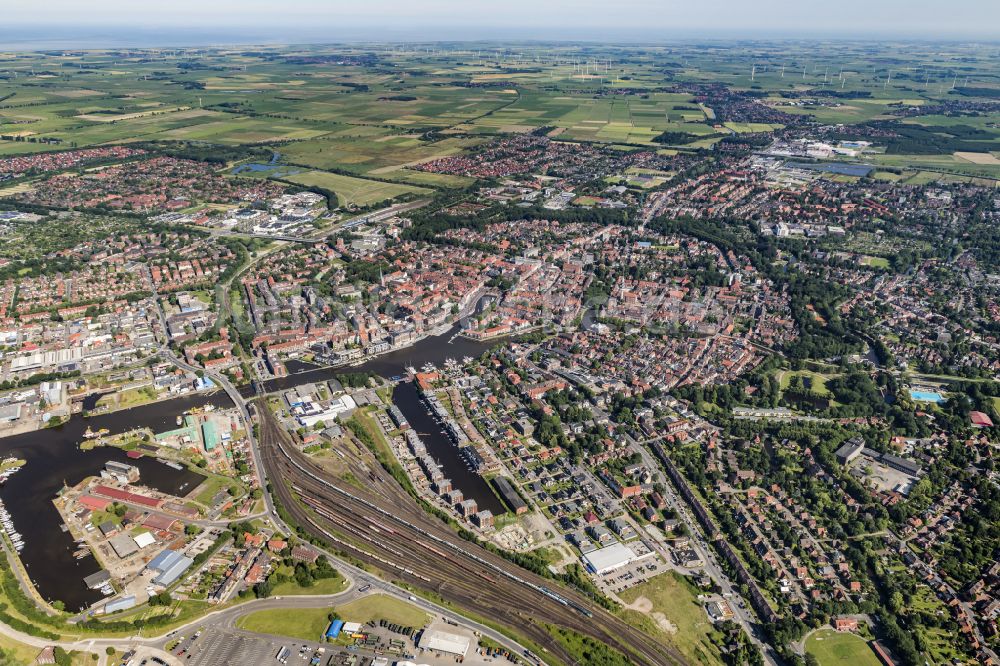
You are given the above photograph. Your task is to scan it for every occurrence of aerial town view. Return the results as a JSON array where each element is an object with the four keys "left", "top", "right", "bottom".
[{"left": 0, "top": 1, "right": 999, "bottom": 665}]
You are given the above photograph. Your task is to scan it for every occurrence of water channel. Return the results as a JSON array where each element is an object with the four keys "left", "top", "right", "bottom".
[{"left": 0, "top": 324, "right": 503, "bottom": 609}]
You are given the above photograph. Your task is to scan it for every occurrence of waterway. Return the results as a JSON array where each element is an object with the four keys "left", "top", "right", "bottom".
[
  {"left": 249, "top": 325, "right": 507, "bottom": 514},
  {"left": 0, "top": 392, "right": 229, "bottom": 611},
  {"left": 392, "top": 380, "right": 504, "bottom": 515},
  {"left": 0, "top": 324, "right": 503, "bottom": 609},
  {"left": 247, "top": 324, "right": 498, "bottom": 396}
]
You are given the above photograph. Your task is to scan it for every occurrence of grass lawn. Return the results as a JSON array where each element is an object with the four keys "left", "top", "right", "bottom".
[
  {"left": 191, "top": 474, "right": 240, "bottom": 506},
  {"left": 270, "top": 573, "right": 348, "bottom": 596},
  {"left": 618, "top": 572, "right": 724, "bottom": 666},
  {"left": 237, "top": 607, "right": 333, "bottom": 642},
  {"left": 0, "top": 630, "right": 41, "bottom": 665},
  {"left": 805, "top": 629, "right": 881, "bottom": 666},
  {"left": 860, "top": 255, "right": 890, "bottom": 269},
  {"left": 333, "top": 594, "right": 430, "bottom": 627},
  {"left": 236, "top": 594, "right": 428, "bottom": 642},
  {"left": 776, "top": 369, "right": 836, "bottom": 396}
]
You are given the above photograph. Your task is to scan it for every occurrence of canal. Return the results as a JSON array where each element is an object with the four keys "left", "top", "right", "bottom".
[
  {"left": 0, "top": 324, "right": 506, "bottom": 609},
  {"left": 250, "top": 325, "right": 507, "bottom": 514}
]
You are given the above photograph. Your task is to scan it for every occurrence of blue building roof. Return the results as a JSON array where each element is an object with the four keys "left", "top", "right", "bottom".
[
  {"left": 152, "top": 555, "right": 193, "bottom": 587},
  {"left": 105, "top": 595, "right": 137, "bottom": 613},
  {"left": 147, "top": 548, "right": 181, "bottom": 573},
  {"left": 325, "top": 619, "right": 344, "bottom": 638}
]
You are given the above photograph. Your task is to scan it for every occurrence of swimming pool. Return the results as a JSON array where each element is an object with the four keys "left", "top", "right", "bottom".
[{"left": 910, "top": 390, "right": 945, "bottom": 403}]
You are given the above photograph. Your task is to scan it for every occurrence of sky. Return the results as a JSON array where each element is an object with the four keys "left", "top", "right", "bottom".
[{"left": 2, "top": 0, "right": 999, "bottom": 43}]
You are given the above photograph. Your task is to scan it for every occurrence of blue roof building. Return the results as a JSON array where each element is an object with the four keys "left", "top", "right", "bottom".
[
  {"left": 153, "top": 555, "right": 194, "bottom": 587},
  {"left": 104, "top": 595, "right": 137, "bottom": 614},
  {"left": 325, "top": 619, "right": 344, "bottom": 639},
  {"left": 147, "top": 548, "right": 182, "bottom": 573}
]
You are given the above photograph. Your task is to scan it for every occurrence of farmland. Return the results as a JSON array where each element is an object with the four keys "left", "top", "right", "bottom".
[
  {"left": 282, "top": 170, "right": 429, "bottom": 208},
  {"left": 1, "top": 41, "right": 998, "bottom": 192}
]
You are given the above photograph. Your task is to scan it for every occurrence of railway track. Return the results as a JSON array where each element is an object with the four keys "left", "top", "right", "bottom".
[{"left": 255, "top": 400, "right": 686, "bottom": 666}]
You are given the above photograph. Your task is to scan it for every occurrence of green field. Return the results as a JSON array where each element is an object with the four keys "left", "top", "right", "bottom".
[
  {"left": 269, "top": 572, "right": 348, "bottom": 597},
  {"left": 283, "top": 170, "right": 429, "bottom": 207},
  {"left": 805, "top": 629, "right": 881, "bottom": 666},
  {"left": 777, "top": 369, "right": 837, "bottom": 396},
  {"left": 236, "top": 607, "right": 333, "bottom": 641},
  {"left": 860, "top": 255, "right": 890, "bottom": 269},
  {"left": 619, "top": 572, "right": 724, "bottom": 666},
  {"left": 333, "top": 594, "right": 430, "bottom": 627},
  {"left": 236, "top": 594, "right": 429, "bottom": 641}
]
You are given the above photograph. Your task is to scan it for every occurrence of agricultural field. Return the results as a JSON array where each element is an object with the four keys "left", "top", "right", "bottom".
[
  {"left": 282, "top": 170, "right": 429, "bottom": 207},
  {"left": 280, "top": 130, "right": 483, "bottom": 181},
  {"left": 2, "top": 41, "right": 999, "bottom": 184}
]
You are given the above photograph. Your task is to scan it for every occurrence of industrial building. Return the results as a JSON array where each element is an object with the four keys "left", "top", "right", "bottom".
[
  {"left": 0, "top": 403, "right": 22, "bottom": 423},
  {"left": 109, "top": 533, "right": 140, "bottom": 559},
  {"left": 83, "top": 570, "right": 111, "bottom": 589},
  {"left": 133, "top": 531, "right": 156, "bottom": 549},
  {"left": 201, "top": 420, "right": 220, "bottom": 452},
  {"left": 581, "top": 542, "right": 650, "bottom": 575},
  {"left": 103, "top": 461, "right": 140, "bottom": 483},
  {"left": 146, "top": 548, "right": 194, "bottom": 587},
  {"left": 492, "top": 476, "right": 528, "bottom": 515},
  {"left": 417, "top": 629, "right": 471, "bottom": 657},
  {"left": 288, "top": 391, "right": 357, "bottom": 427},
  {"left": 103, "top": 595, "right": 137, "bottom": 614}
]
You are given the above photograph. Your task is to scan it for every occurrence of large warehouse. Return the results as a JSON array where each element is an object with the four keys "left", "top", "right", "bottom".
[
  {"left": 146, "top": 548, "right": 194, "bottom": 587},
  {"left": 417, "top": 629, "right": 471, "bottom": 657},
  {"left": 581, "top": 542, "right": 647, "bottom": 575}
]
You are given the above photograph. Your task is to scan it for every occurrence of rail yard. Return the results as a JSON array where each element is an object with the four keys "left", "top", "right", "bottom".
[{"left": 255, "top": 398, "right": 685, "bottom": 666}]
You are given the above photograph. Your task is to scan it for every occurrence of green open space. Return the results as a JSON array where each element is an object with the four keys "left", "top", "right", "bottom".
[
  {"left": 236, "top": 606, "right": 333, "bottom": 641},
  {"left": 236, "top": 594, "right": 429, "bottom": 642},
  {"left": 282, "top": 170, "right": 429, "bottom": 207},
  {"left": 618, "top": 572, "right": 724, "bottom": 666},
  {"left": 804, "top": 629, "right": 880, "bottom": 666}
]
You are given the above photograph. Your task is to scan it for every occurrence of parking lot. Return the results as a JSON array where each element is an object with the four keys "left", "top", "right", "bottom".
[
  {"left": 178, "top": 621, "right": 505, "bottom": 666},
  {"left": 184, "top": 627, "right": 300, "bottom": 666},
  {"left": 596, "top": 558, "right": 663, "bottom": 595}
]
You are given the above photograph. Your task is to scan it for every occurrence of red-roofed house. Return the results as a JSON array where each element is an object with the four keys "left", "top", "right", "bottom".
[{"left": 970, "top": 411, "right": 994, "bottom": 428}]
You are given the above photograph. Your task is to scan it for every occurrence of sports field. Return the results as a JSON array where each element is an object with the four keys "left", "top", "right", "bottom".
[{"left": 805, "top": 629, "right": 881, "bottom": 666}]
